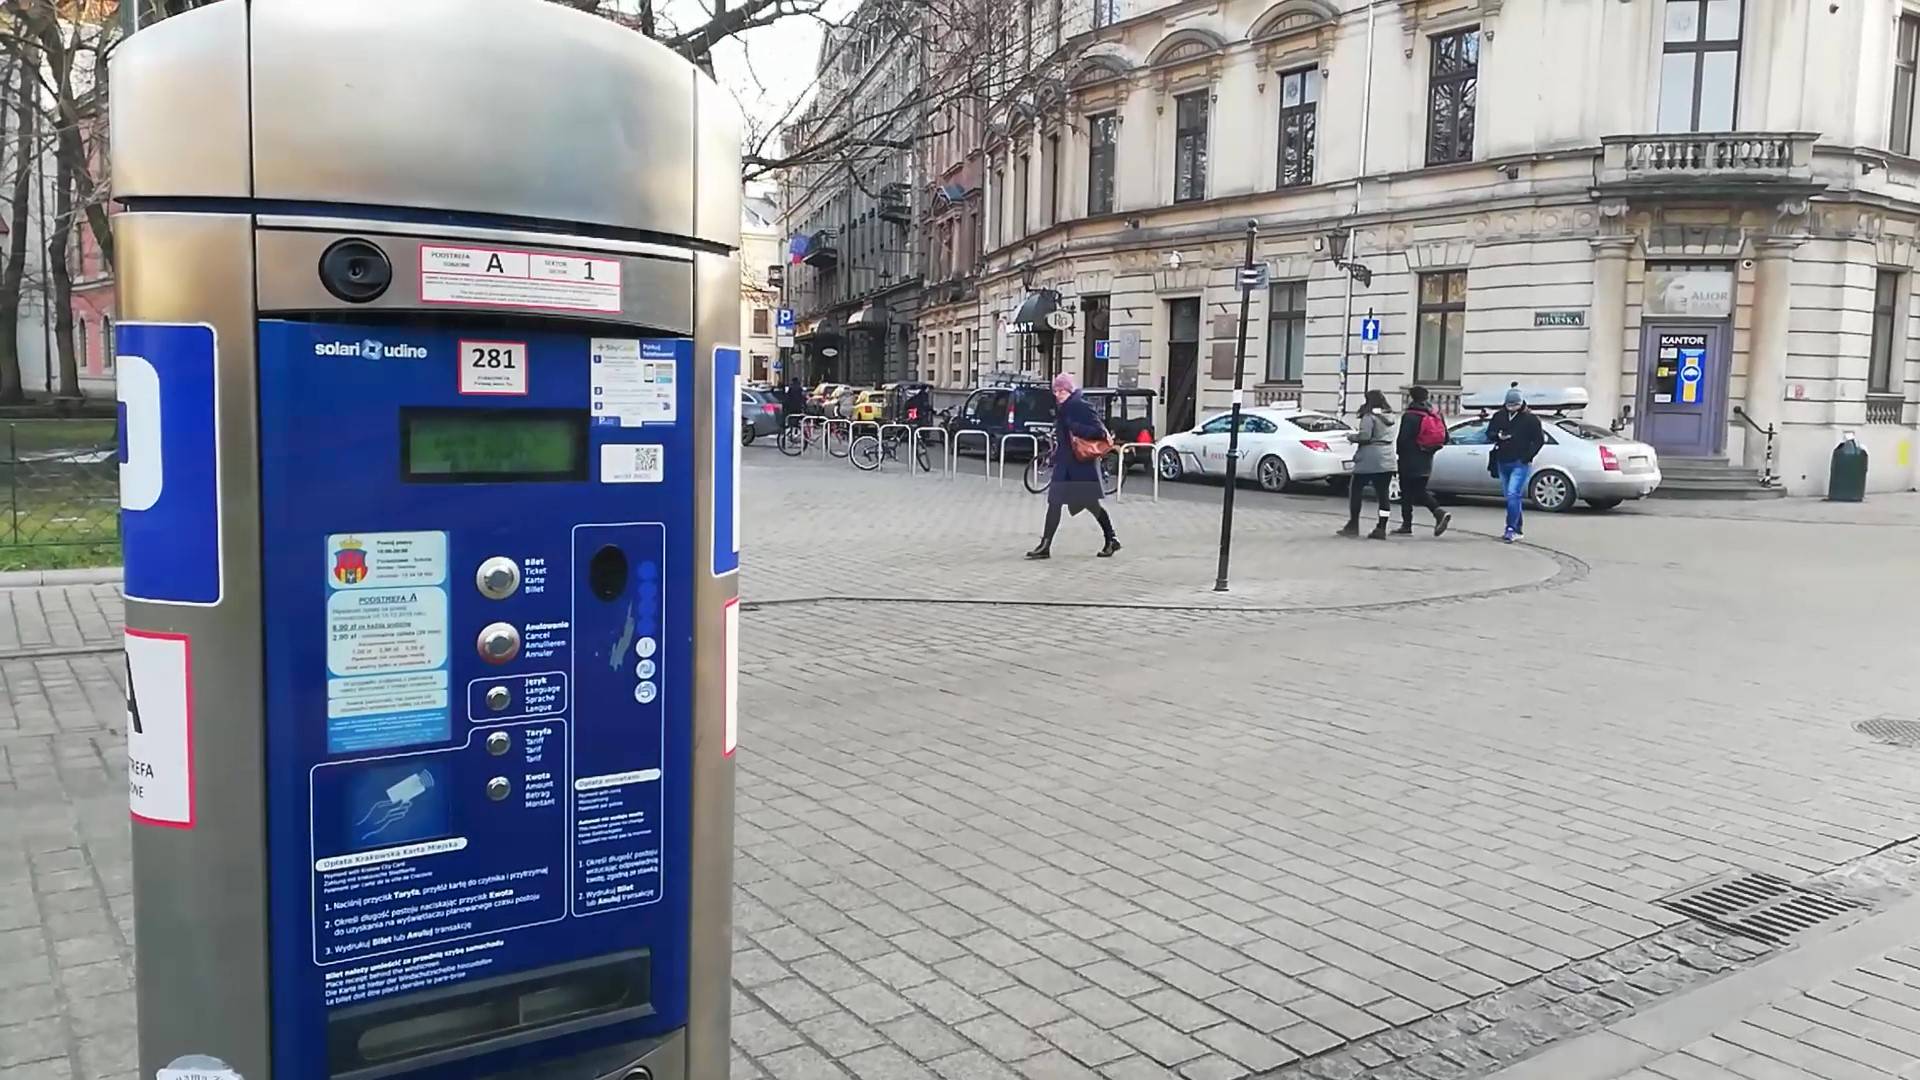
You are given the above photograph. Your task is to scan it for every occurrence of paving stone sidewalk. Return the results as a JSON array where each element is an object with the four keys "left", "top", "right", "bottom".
[{"left": 4, "top": 460, "right": 1920, "bottom": 1080}]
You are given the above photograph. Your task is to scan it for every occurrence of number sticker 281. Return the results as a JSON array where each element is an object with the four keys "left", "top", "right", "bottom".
[{"left": 458, "top": 340, "right": 528, "bottom": 396}]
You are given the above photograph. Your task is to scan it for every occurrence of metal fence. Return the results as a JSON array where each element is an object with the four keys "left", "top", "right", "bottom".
[{"left": 0, "top": 420, "right": 119, "bottom": 547}]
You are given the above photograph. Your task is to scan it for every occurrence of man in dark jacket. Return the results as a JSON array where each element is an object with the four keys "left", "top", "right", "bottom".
[
  {"left": 1394, "top": 385, "right": 1452, "bottom": 537},
  {"left": 781, "top": 378, "right": 807, "bottom": 430},
  {"left": 1485, "top": 386, "right": 1545, "bottom": 542}
]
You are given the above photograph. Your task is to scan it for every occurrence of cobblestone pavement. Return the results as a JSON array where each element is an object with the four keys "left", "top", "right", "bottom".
[{"left": 3, "top": 456, "right": 1920, "bottom": 1080}]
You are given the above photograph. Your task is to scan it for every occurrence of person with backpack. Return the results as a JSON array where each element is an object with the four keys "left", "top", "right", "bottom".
[
  {"left": 1338, "top": 389, "right": 1397, "bottom": 540},
  {"left": 1486, "top": 385, "right": 1546, "bottom": 543},
  {"left": 1395, "top": 385, "right": 1452, "bottom": 536}
]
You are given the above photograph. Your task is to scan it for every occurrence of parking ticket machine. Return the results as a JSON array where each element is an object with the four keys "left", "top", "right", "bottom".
[{"left": 112, "top": 3, "right": 740, "bottom": 1077}]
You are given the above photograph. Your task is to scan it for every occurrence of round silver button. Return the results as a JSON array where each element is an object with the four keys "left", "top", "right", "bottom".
[
  {"left": 634, "top": 681, "right": 657, "bottom": 705},
  {"left": 477, "top": 622, "right": 521, "bottom": 664},
  {"left": 486, "top": 777, "right": 511, "bottom": 801},
  {"left": 486, "top": 731, "right": 511, "bottom": 757},
  {"left": 476, "top": 557, "right": 522, "bottom": 600},
  {"left": 485, "top": 685, "right": 511, "bottom": 712}
]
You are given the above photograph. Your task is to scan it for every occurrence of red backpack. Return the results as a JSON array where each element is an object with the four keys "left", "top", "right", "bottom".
[{"left": 1414, "top": 407, "right": 1447, "bottom": 452}]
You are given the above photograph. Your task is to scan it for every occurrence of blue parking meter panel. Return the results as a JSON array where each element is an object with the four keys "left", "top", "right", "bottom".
[
  {"left": 256, "top": 319, "right": 695, "bottom": 1079},
  {"left": 774, "top": 308, "right": 794, "bottom": 332}
]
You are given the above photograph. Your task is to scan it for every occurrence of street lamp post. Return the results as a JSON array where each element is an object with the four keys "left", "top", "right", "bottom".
[{"left": 1213, "top": 220, "right": 1260, "bottom": 593}]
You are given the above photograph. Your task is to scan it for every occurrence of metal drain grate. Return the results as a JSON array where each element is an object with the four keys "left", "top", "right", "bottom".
[
  {"left": 1855, "top": 718, "right": 1920, "bottom": 747},
  {"left": 1658, "top": 872, "right": 1866, "bottom": 946}
]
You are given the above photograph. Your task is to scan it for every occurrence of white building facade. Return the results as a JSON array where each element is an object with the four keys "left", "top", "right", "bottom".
[{"left": 951, "top": 0, "right": 1920, "bottom": 495}]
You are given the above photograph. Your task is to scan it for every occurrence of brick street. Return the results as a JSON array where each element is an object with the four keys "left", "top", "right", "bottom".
[{"left": 3, "top": 454, "right": 1919, "bottom": 1080}]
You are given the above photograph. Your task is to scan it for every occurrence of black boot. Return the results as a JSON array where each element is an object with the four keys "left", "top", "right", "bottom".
[
  {"left": 1025, "top": 542, "right": 1051, "bottom": 560},
  {"left": 1336, "top": 522, "right": 1360, "bottom": 538},
  {"left": 1392, "top": 521, "right": 1414, "bottom": 535},
  {"left": 1434, "top": 511, "right": 1452, "bottom": 537},
  {"left": 1098, "top": 538, "right": 1121, "bottom": 558},
  {"left": 1368, "top": 520, "right": 1389, "bottom": 540}
]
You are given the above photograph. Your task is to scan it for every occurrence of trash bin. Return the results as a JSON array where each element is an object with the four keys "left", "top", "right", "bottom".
[{"left": 1829, "top": 433, "right": 1869, "bottom": 502}]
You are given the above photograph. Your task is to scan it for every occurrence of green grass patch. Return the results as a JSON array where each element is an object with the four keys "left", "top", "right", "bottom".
[{"left": 0, "top": 542, "right": 120, "bottom": 572}]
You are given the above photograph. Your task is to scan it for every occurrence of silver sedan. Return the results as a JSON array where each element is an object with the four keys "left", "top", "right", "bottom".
[{"left": 1413, "top": 415, "right": 1663, "bottom": 511}]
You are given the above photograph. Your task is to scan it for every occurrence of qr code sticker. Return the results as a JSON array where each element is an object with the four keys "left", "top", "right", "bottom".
[{"left": 601, "top": 443, "right": 664, "bottom": 484}]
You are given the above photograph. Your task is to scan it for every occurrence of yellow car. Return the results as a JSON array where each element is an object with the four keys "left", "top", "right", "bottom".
[{"left": 849, "top": 389, "right": 890, "bottom": 422}]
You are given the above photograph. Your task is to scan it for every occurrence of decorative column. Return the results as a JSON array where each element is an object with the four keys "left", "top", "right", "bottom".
[
  {"left": 1585, "top": 235, "right": 1634, "bottom": 428},
  {"left": 1743, "top": 235, "right": 1800, "bottom": 470}
]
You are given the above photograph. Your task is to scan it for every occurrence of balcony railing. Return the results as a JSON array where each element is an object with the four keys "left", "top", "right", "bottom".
[
  {"left": 1254, "top": 384, "right": 1301, "bottom": 407},
  {"left": 1867, "top": 395, "right": 1904, "bottom": 425},
  {"left": 1595, "top": 132, "right": 1817, "bottom": 189}
]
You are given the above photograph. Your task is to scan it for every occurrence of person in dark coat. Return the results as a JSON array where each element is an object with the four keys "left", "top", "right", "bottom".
[
  {"left": 781, "top": 378, "right": 807, "bottom": 430},
  {"left": 1486, "top": 385, "right": 1545, "bottom": 542},
  {"left": 1027, "top": 373, "right": 1120, "bottom": 559},
  {"left": 1394, "top": 385, "right": 1452, "bottom": 537},
  {"left": 1338, "top": 389, "right": 1398, "bottom": 540}
]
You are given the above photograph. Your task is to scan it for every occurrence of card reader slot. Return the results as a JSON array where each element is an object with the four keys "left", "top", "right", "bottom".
[{"left": 328, "top": 950, "right": 651, "bottom": 1079}]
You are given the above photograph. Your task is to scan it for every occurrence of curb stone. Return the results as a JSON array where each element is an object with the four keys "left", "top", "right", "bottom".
[{"left": 0, "top": 566, "right": 122, "bottom": 588}]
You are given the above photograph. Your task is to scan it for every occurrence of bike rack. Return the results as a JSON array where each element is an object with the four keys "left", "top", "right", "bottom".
[
  {"left": 875, "top": 423, "right": 913, "bottom": 471},
  {"left": 1113, "top": 443, "right": 1160, "bottom": 502},
  {"left": 823, "top": 418, "right": 854, "bottom": 460},
  {"left": 913, "top": 426, "right": 951, "bottom": 479},
  {"left": 999, "top": 433, "right": 1041, "bottom": 488},
  {"left": 952, "top": 430, "right": 992, "bottom": 479}
]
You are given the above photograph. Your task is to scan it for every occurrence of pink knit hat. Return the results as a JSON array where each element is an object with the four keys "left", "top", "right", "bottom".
[{"left": 1052, "top": 373, "right": 1076, "bottom": 394}]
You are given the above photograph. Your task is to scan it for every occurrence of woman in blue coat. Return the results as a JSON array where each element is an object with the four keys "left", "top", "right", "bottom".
[{"left": 1027, "top": 373, "right": 1121, "bottom": 559}]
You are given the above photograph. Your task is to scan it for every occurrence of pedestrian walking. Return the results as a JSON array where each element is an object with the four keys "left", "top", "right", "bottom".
[
  {"left": 1338, "top": 389, "right": 1397, "bottom": 540},
  {"left": 1026, "top": 373, "right": 1121, "bottom": 559},
  {"left": 1395, "top": 385, "right": 1452, "bottom": 537},
  {"left": 1486, "top": 385, "right": 1545, "bottom": 542},
  {"left": 781, "top": 377, "right": 807, "bottom": 431}
]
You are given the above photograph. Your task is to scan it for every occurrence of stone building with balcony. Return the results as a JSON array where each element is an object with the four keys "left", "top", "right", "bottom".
[
  {"left": 779, "top": 3, "right": 926, "bottom": 387},
  {"left": 958, "top": 0, "right": 1920, "bottom": 495}
]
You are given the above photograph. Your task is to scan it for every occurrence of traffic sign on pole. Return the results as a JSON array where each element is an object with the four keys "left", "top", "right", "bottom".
[{"left": 1359, "top": 316, "right": 1380, "bottom": 356}]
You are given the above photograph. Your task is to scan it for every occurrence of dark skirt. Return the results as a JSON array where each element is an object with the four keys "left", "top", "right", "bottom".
[{"left": 1048, "top": 478, "right": 1105, "bottom": 512}]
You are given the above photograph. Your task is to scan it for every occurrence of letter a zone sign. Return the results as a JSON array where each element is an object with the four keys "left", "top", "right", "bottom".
[{"left": 126, "top": 629, "right": 194, "bottom": 828}]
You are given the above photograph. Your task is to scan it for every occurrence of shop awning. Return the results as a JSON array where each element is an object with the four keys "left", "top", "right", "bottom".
[
  {"left": 1011, "top": 289, "right": 1061, "bottom": 335},
  {"left": 796, "top": 312, "right": 845, "bottom": 340},
  {"left": 848, "top": 302, "right": 888, "bottom": 332}
]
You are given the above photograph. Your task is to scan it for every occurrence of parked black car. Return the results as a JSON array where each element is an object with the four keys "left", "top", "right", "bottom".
[{"left": 947, "top": 376, "right": 1057, "bottom": 457}]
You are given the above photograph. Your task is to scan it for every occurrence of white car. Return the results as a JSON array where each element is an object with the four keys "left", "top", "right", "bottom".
[{"left": 1155, "top": 407, "right": 1357, "bottom": 492}]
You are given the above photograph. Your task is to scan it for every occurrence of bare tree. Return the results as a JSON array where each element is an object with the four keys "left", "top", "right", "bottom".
[{"left": 0, "top": 44, "right": 37, "bottom": 404}]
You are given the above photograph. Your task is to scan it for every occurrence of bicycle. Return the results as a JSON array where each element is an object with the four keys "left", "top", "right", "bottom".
[
  {"left": 850, "top": 425, "right": 933, "bottom": 473},
  {"left": 776, "top": 416, "right": 819, "bottom": 457},
  {"left": 1023, "top": 438, "right": 1119, "bottom": 496},
  {"left": 777, "top": 415, "right": 850, "bottom": 458}
]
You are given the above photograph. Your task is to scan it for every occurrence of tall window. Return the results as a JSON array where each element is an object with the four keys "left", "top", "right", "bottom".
[
  {"left": 1173, "top": 90, "right": 1209, "bottom": 203},
  {"left": 1014, "top": 152, "right": 1030, "bottom": 237},
  {"left": 1093, "top": 0, "right": 1119, "bottom": 29},
  {"left": 968, "top": 208, "right": 982, "bottom": 267},
  {"left": 1426, "top": 28, "right": 1478, "bottom": 166},
  {"left": 1872, "top": 270, "right": 1903, "bottom": 395},
  {"left": 751, "top": 307, "right": 771, "bottom": 335},
  {"left": 1277, "top": 67, "right": 1318, "bottom": 188},
  {"left": 1265, "top": 281, "right": 1307, "bottom": 382},
  {"left": 1416, "top": 270, "right": 1467, "bottom": 384},
  {"left": 1088, "top": 112, "right": 1118, "bottom": 215},
  {"left": 993, "top": 167, "right": 1005, "bottom": 247},
  {"left": 1658, "top": 0, "right": 1741, "bottom": 133},
  {"left": 1896, "top": 15, "right": 1919, "bottom": 155},
  {"left": 1045, "top": 133, "right": 1061, "bottom": 227}
]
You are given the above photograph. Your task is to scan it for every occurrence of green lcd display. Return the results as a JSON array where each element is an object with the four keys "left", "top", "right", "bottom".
[{"left": 403, "top": 409, "right": 587, "bottom": 482}]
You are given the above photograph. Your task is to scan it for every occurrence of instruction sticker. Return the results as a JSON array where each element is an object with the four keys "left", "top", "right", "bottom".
[
  {"left": 327, "top": 589, "right": 449, "bottom": 677},
  {"left": 458, "top": 340, "right": 528, "bottom": 396},
  {"left": 157, "top": 1056, "right": 242, "bottom": 1080},
  {"left": 601, "top": 444, "right": 664, "bottom": 484},
  {"left": 589, "top": 339, "right": 677, "bottom": 427},
  {"left": 419, "top": 245, "right": 621, "bottom": 314},
  {"left": 127, "top": 629, "right": 194, "bottom": 828},
  {"left": 328, "top": 532, "right": 446, "bottom": 589}
]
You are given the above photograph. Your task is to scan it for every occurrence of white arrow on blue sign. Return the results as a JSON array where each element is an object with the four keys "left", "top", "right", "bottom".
[
  {"left": 1094, "top": 339, "right": 1112, "bottom": 360},
  {"left": 1360, "top": 317, "right": 1380, "bottom": 342}
]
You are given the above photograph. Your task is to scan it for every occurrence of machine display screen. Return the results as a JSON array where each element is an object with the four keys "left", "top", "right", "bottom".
[{"left": 402, "top": 409, "right": 587, "bottom": 481}]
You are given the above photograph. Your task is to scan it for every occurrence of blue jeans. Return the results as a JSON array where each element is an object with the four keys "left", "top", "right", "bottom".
[{"left": 1498, "top": 461, "right": 1531, "bottom": 535}]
